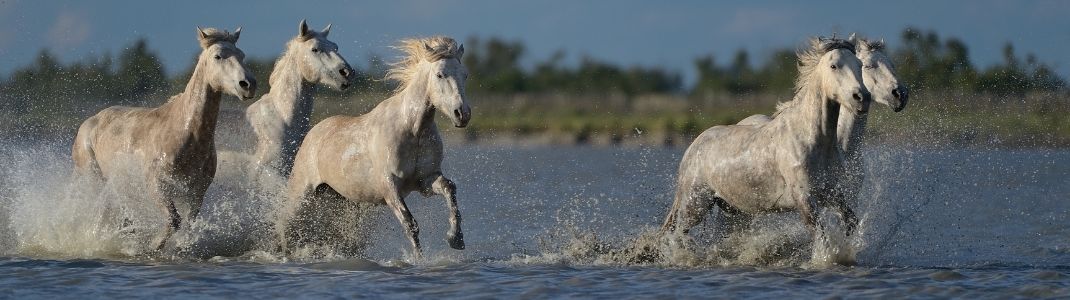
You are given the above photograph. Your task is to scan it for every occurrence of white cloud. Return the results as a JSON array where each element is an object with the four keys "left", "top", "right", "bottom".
[{"left": 46, "top": 9, "right": 91, "bottom": 49}]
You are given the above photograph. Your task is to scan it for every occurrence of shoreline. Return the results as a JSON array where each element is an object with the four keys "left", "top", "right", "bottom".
[{"left": 4, "top": 123, "right": 1068, "bottom": 150}]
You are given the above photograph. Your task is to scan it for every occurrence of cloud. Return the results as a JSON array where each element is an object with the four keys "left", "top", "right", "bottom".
[{"left": 46, "top": 9, "right": 91, "bottom": 49}]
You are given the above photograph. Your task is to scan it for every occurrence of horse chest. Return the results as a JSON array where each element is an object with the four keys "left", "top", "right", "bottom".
[{"left": 394, "top": 136, "right": 442, "bottom": 178}]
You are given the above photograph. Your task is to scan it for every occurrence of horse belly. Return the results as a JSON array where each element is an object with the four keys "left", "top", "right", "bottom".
[
  {"left": 704, "top": 153, "right": 792, "bottom": 213},
  {"left": 711, "top": 175, "right": 783, "bottom": 213}
]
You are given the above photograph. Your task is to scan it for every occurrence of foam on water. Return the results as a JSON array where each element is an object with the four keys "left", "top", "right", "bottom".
[
  {"left": 2, "top": 136, "right": 1066, "bottom": 272},
  {"left": 512, "top": 214, "right": 865, "bottom": 269},
  {"left": 0, "top": 139, "right": 286, "bottom": 260},
  {"left": 0, "top": 137, "right": 465, "bottom": 267},
  {"left": 1, "top": 142, "right": 158, "bottom": 258}
]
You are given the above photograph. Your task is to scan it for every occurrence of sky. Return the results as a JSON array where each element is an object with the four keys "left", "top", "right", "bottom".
[{"left": 0, "top": 0, "right": 1067, "bottom": 85}]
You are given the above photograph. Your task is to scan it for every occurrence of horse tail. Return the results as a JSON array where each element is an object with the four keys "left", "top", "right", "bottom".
[{"left": 660, "top": 181, "right": 688, "bottom": 233}]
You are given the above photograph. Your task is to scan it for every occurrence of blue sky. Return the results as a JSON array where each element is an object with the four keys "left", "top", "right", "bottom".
[{"left": 1, "top": 0, "right": 1067, "bottom": 85}]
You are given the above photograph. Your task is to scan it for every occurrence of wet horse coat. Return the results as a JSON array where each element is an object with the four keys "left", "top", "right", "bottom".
[
  {"left": 245, "top": 20, "right": 354, "bottom": 176},
  {"left": 72, "top": 27, "right": 257, "bottom": 249},
  {"left": 735, "top": 35, "right": 909, "bottom": 235},
  {"left": 279, "top": 36, "right": 470, "bottom": 257},
  {"left": 662, "top": 38, "right": 871, "bottom": 239}
]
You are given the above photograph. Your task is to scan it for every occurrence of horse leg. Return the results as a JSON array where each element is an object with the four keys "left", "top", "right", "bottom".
[
  {"left": 421, "top": 173, "right": 464, "bottom": 250},
  {"left": 715, "top": 199, "right": 752, "bottom": 238},
  {"left": 149, "top": 183, "right": 181, "bottom": 251},
  {"left": 188, "top": 163, "right": 214, "bottom": 222},
  {"left": 276, "top": 182, "right": 314, "bottom": 254},
  {"left": 384, "top": 180, "right": 421, "bottom": 258},
  {"left": 831, "top": 188, "right": 859, "bottom": 236},
  {"left": 792, "top": 187, "right": 820, "bottom": 237}
]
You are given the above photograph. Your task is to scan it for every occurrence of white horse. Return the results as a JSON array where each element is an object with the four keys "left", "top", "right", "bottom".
[
  {"left": 661, "top": 37, "right": 870, "bottom": 240},
  {"left": 736, "top": 34, "right": 909, "bottom": 235},
  {"left": 278, "top": 36, "right": 470, "bottom": 257},
  {"left": 72, "top": 27, "right": 256, "bottom": 250},
  {"left": 245, "top": 20, "right": 355, "bottom": 176}
]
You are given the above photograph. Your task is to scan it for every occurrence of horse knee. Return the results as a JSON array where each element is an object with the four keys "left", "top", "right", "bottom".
[
  {"left": 422, "top": 175, "right": 455, "bottom": 196},
  {"left": 434, "top": 177, "right": 456, "bottom": 194}
]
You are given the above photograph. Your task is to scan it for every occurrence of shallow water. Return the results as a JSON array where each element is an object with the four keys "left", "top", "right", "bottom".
[{"left": 1, "top": 139, "right": 1068, "bottom": 298}]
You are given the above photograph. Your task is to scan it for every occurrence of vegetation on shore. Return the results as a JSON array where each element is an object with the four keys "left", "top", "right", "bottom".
[{"left": 1, "top": 28, "right": 1067, "bottom": 147}]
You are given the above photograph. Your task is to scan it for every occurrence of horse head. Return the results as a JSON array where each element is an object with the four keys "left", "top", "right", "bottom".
[
  {"left": 850, "top": 33, "right": 908, "bottom": 112},
  {"left": 810, "top": 37, "right": 871, "bottom": 114},
  {"left": 291, "top": 19, "right": 355, "bottom": 90},
  {"left": 196, "top": 27, "right": 257, "bottom": 100},
  {"left": 422, "top": 39, "right": 470, "bottom": 128}
]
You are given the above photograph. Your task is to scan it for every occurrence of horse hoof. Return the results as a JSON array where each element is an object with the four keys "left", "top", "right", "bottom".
[{"left": 447, "top": 232, "right": 465, "bottom": 250}]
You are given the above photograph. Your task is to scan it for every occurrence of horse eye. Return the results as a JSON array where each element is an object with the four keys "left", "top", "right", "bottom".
[
  {"left": 214, "top": 55, "right": 222, "bottom": 60},
  {"left": 830, "top": 64, "right": 837, "bottom": 69},
  {"left": 436, "top": 73, "right": 444, "bottom": 79},
  {"left": 311, "top": 48, "right": 319, "bottom": 53}
]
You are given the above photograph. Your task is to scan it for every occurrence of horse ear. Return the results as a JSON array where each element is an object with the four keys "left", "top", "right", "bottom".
[
  {"left": 321, "top": 23, "right": 332, "bottom": 37},
  {"left": 299, "top": 19, "right": 310, "bottom": 37},
  {"left": 232, "top": 27, "right": 242, "bottom": 43},
  {"left": 197, "top": 27, "right": 209, "bottom": 41},
  {"left": 848, "top": 33, "right": 857, "bottom": 43},
  {"left": 458, "top": 44, "right": 464, "bottom": 57},
  {"left": 423, "top": 42, "right": 434, "bottom": 53}
]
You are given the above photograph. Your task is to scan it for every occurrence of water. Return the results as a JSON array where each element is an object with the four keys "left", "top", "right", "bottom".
[{"left": 1, "top": 139, "right": 1069, "bottom": 298}]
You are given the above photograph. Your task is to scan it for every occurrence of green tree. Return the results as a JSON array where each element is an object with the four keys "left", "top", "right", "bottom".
[{"left": 112, "top": 38, "right": 167, "bottom": 101}]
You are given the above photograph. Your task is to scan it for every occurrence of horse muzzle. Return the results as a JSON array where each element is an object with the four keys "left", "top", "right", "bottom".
[
  {"left": 238, "top": 78, "right": 257, "bottom": 100},
  {"left": 452, "top": 107, "right": 471, "bottom": 128},
  {"left": 447, "top": 230, "right": 465, "bottom": 250},
  {"left": 892, "top": 86, "right": 908, "bottom": 112}
]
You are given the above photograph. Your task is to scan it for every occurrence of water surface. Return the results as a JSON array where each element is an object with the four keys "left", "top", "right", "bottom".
[{"left": 1, "top": 141, "right": 1068, "bottom": 298}]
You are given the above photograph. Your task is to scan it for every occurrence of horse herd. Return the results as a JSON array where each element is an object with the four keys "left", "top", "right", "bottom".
[{"left": 68, "top": 20, "right": 908, "bottom": 258}]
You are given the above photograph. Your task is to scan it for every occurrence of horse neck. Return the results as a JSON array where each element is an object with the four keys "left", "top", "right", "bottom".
[
  {"left": 168, "top": 58, "right": 223, "bottom": 141},
  {"left": 371, "top": 72, "right": 436, "bottom": 136},
  {"left": 780, "top": 84, "right": 840, "bottom": 150},
  {"left": 837, "top": 110, "right": 868, "bottom": 158},
  {"left": 267, "top": 52, "right": 316, "bottom": 122}
]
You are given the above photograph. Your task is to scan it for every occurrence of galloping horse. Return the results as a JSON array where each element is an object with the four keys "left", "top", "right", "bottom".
[
  {"left": 736, "top": 34, "right": 909, "bottom": 235},
  {"left": 72, "top": 27, "right": 257, "bottom": 250},
  {"left": 246, "top": 20, "right": 354, "bottom": 176},
  {"left": 662, "top": 37, "right": 871, "bottom": 241},
  {"left": 278, "top": 36, "right": 470, "bottom": 257}
]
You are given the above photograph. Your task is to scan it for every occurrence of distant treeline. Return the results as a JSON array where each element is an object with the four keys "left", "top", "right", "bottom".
[{"left": 0, "top": 27, "right": 1066, "bottom": 113}]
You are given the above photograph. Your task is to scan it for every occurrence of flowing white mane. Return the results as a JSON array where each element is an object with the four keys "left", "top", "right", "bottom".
[
  {"left": 855, "top": 37, "right": 886, "bottom": 53},
  {"left": 385, "top": 36, "right": 462, "bottom": 92}
]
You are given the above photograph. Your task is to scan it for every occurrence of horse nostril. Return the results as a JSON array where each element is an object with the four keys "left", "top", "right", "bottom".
[
  {"left": 453, "top": 109, "right": 462, "bottom": 120},
  {"left": 892, "top": 89, "right": 901, "bottom": 99},
  {"left": 339, "top": 68, "right": 350, "bottom": 78},
  {"left": 239, "top": 80, "right": 250, "bottom": 89},
  {"left": 852, "top": 93, "right": 862, "bottom": 101}
]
